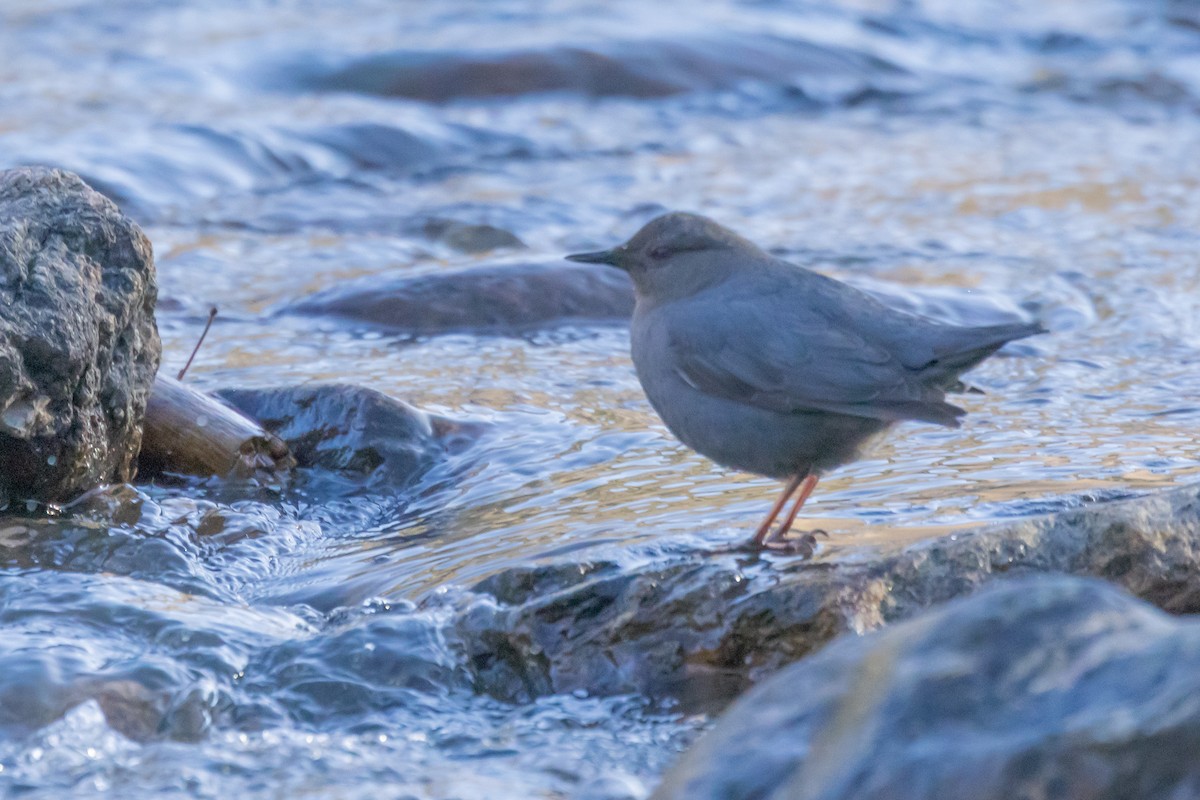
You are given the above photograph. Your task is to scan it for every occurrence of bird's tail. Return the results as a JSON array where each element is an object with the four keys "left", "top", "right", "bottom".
[{"left": 925, "top": 321, "right": 1045, "bottom": 385}]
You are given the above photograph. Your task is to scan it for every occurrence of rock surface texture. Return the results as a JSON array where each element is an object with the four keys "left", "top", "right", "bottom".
[
  {"left": 456, "top": 485, "right": 1200, "bottom": 702},
  {"left": 217, "top": 384, "right": 482, "bottom": 488},
  {"left": 651, "top": 575, "right": 1200, "bottom": 800},
  {"left": 0, "top": 167, "right": 160, "bottom": 504}
]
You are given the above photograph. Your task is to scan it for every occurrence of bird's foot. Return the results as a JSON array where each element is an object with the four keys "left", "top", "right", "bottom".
[
  {"left": 739, "top": 532, "right": 825, "bottom": 556},
  {"left": 752, "top": 529, "right": 828, "bottom": 558}
]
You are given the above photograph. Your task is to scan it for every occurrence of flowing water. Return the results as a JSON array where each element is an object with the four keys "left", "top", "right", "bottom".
[{"left": 1, "top": 0, "right": 1199, "bottom": 796}]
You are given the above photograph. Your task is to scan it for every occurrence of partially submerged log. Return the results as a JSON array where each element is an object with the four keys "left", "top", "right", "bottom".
[{"left": 138, "top": 375, "right": 295, "bottom": 480}]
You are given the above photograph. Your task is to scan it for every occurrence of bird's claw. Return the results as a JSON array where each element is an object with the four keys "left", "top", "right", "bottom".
[{"left": 755, "top": 529, "right": 828, "bottom": 558}]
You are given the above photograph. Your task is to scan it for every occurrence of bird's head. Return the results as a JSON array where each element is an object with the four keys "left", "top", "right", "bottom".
[{"left": 567, "top": 212, "right": 762, "bottom": 303}]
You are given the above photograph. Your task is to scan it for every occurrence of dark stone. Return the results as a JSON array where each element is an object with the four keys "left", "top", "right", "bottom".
[
  {"left": 454, "top": 484, "right": 1200, "bottom": 702},
  {"left": 0, "top": 167, "right": 161, "bottom": 504},
  {"left": 216, "top": 383, "right": 482, "bottom": 488},
  {"left": 285, "top": 254, "right": 1045, "bottom": 341},
  {"left": 652, "top": 575, "right": 1200, "bottom": 800},
  {"left": 0, "top": 569, "right": 231, "bottom": 743},
  {"left": 282, "top": 34, "right": 906, "bottom": 102},
  {"left": 422, "top": 218, "right": 525, "bottom": 254},
  {"left": 286, "top": 261, "right": 634, "bottom": 337}
]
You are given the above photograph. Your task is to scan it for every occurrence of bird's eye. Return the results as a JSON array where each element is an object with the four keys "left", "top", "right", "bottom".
[{"left": 649, "top": 246, "right": 670, "bottom": 260}]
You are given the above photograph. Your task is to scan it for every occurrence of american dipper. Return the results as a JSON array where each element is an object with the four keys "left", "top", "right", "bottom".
[{"left": 567, "top": 212, "right": 1044, "bottom": 553}]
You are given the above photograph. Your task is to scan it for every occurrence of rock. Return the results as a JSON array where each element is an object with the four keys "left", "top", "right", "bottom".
[
  {"left": 0, "top": 663, "right": 202, "bottom": 743},
  {"left": 92, "top": 679, "right": 211, "bottom": 743},
  {"left": 0, "top": 167, "right": 160, "bottom": 504},
  {"left": 285, "top": 261, "right": 634, "bottom": 337},
  {"left": 216, "top": 384, "right": 482, "bottom": 488},
  {"left": 454, "top": 484, "right": 1200, "bottom": 702},
  {"left": 652, "top": 575, "right": 1200, "bottom": 800},
  {"left": 422, "top": 218, "right": 525, "bottom": 254},
  {"left": 285, "top": 254, "right": 1048, "bottom": 342},
  {"left": 0, "top": 569, "right": 241, "bottom": 743},
  {"left": 279, "top": 34, "right": 906, "bottom": 102}
]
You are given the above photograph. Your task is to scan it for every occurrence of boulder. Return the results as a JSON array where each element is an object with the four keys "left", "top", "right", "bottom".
[
  {"left": 0, "top": 167, "right": 160, "bottom": 504},
  {"left": 651, "top": 575, "right": 1200, "bottom": 800},
  {"left": 422, "top": 218, "right": 525, "bottom": 254},
  {"left": 285, "top": 261, "right": 634, "bottom": 337},
  {"left": 217, "top": 384, "right": 483, "bottom": 489},
  {"left": 285, "top": 258, "right": 1045, "bottom": 342},
  {"left": 278, "top": 34, "right": 906, "bottom": 102},
  {"left": 454, "top": 483, "right": 1200, "bottom": 702}
]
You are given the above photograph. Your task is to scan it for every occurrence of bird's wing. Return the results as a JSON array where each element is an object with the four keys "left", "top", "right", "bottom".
[{"left": 666, "top": 292, "right": 965, "bottom": 427}]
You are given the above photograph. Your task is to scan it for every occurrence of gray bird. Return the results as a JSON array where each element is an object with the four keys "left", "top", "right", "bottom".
[{"left": 567, "top": 212, "right": 1044, "bottom": 553}]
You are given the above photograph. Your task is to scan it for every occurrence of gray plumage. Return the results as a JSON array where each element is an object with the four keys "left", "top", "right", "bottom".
[{"left": 568, "top": 212, "right": 1043, "bottom": 547}]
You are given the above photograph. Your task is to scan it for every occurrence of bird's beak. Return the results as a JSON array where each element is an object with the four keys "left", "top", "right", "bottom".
[{"left": 566, "top": 248, "right": 625, "bottom": 269}]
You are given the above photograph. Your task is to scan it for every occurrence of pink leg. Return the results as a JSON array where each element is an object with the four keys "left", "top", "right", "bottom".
[
  {"left": 751, "top": 473, "right": 806, "bottom": 548},
  {"left": 761, "top": 473, "right": 819, "bottom": 547}
]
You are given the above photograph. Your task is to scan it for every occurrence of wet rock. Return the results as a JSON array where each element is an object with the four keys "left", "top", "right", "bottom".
[
  {"left": 0, "top": 656, "right": 201, "bottom": 743},
  {"left": 422, "top": 218, "right": 525, "bottom": 254},
  {"left": 0, "top": 167, "right": 161, "bottom": 504},
  {"left": 0, "top": 567, "right": 311, "bottom": 740},
  {"left": 286, "top": 262, "right": 634, "bottom": 336},
  {"left": 0, "top": 570, "right": 272, "bottom": 743},
  {"left": 282, "top": 34, "right": 906, "bottom": 102},
  {"left": 652, "top": 575, "right": 1200, "bottom": 800},
  {"left": 455, "top": 483, "right": 1200, "bottom": 702},
  {"left": 217, "top": 384, "right": 481, "bottom": 488},
  {"left": 286, "top": 251, "right": 1047, "bottom": 341},
  {"left": 93, "top": 679, "right": 212, "bottom": 743}
]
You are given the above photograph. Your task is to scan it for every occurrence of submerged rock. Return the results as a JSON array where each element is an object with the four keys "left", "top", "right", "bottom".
[
  {"left": 285, "top": 255, "right": 1045, "bottom": 341},
  {"left": 0, "top": 167, "right": 161, "bottom": 505},
  {"left": 455, "top": 483, "right": 1200, "bottom": 702},
  {"left": 0, "top": 569, "right": 283, "bottom": 743},
  {"left": 422, "top": 218, "right": 525, "bottom": 254},
  {"left": 652, "top": 575, "right": 1200, "bottom": 800},
  {"left": 281, "top": 34, "right": 906, "bottom": 102},
  {"left": 286, "top": 262, "right": 634, "bottom": 336},
  {"left": 217, "top": 384, "right": 482, "bottom": 488}
]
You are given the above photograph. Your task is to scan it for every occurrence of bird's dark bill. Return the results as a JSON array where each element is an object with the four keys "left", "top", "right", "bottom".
[{"left": 566, "top": 249, "right": 619, "bottom": 265}]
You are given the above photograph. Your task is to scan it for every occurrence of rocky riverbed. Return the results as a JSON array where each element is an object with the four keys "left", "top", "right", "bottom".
[{"left": 3, "top": 0, "right": 1200, "bottom": 797}]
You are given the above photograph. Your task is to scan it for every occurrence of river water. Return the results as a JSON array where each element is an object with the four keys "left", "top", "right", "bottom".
[{"left": 1, "top": 0, "right": 1199, "bottom": 796}]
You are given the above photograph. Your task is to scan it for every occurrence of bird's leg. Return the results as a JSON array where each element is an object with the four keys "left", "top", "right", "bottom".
[
  {"left": 758, "top": 472, "right": 825, "bottom": 554},
  {"left": 774, "top": 473, "right": 819, "bottom": 541},
  {"left": 751, "top": 472, "right": 807, "bottom": 548}
]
